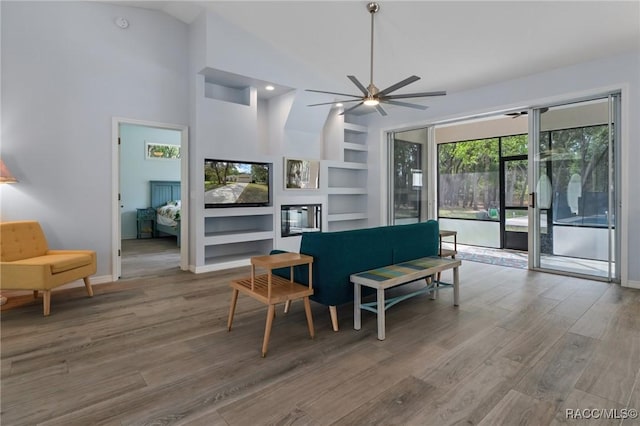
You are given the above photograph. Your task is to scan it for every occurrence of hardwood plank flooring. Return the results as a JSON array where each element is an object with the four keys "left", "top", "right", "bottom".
[{"left": 1, "top": 261, "right": 639, "bottom": 425}]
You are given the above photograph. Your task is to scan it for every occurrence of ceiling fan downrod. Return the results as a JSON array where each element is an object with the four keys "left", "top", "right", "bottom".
[{"left": 367, "top": 2, "right": 380, "bottom": 97}]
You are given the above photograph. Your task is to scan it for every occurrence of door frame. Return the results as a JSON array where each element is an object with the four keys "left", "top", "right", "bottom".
[
  {"left": 500, "top": 154, "right": 528, "bottom": 251},
  {"left": 111, "top": 117, "right": 189, "bottom": 281},
  {"left": 528, "top": 93, "right": 622, "bottom": 282}
]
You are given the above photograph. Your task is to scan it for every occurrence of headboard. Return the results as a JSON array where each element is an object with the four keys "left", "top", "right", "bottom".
[{"left": 150, "top": 181, "right": 181, "bottom": 209}]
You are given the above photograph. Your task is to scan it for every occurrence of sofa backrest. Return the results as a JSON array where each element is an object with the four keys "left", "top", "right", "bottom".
[
  {"left": 298, "top": 220, "right": 439, "bottom": 306},
  {"left": 0, "top": 221, "right": 49, "bottom": 262}
]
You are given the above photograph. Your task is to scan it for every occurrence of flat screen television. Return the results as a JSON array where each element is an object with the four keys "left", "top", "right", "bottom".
[{"left": 204, "top": 159, "right": 271, "bottom": 208}]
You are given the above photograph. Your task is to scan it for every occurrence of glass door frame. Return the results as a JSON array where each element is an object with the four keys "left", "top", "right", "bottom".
[
  {"left": 529, "top": 93, "right": 621, "bottom": 282},
  {"left": 500, "top": 154, "right": 528, "bottom": 251},
  {"left": 387, "top": 130, "right": 430, "bottom": 225}
]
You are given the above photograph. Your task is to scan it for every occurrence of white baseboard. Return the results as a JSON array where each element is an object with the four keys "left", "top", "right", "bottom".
[
  {"left": 193, "top": 259, "right": 251, "bottom": 274},
  {"left": 623, "top": 279, "right": 640, "bottom": 289}
]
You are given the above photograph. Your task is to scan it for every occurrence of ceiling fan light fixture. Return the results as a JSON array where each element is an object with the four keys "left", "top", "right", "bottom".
[{"left": 363, "top": 97, "right": 379, "bottom": 106}]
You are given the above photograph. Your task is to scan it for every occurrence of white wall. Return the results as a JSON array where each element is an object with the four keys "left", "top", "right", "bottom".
[
  {"left": 364, "top": 51, "right": 640, "bottom": 286},
  {"left": 1, "top": 1, "right": 189, "bottom": 278},
  {"left": 119, "top": 124, "right": 181, "bottom": 239}
]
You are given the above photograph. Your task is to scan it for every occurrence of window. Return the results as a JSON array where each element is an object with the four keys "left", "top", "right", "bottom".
[{"left": 438, "top": 138, "right": 500, "bottom": 220}]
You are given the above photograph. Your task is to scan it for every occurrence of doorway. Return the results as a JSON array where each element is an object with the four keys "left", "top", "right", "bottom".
[{"left": 111, "top": 118, "right": 188, "bottom": 281}]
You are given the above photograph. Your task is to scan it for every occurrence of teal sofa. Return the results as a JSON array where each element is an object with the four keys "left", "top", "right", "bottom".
[{"left": 272, "top": 220, "right": 439, "bottom": 331}]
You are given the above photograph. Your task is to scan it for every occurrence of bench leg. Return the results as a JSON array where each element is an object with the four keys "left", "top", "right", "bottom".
[
  {"left": 453, "top": 266, "right": 460, "bottom": 306},
  {"left": 329, "top": 306, "right": 339, "bottom": 332},
  {"left": 283, "top": 300, "right": 291, "bottom": 314},
  {"left": 227, "top": 289, "right": 239, "bottom": 331},
  {"left": 262, "top": 304, "right": 276, "bottom": 357},
  {"left": 354, "top": 283, "right": 361, "bottom": 331},
  {"left": 303, "top": 297, "right": 314, "bottom": 339},
  {"left": 377, "top": 288, "right": 386, "bottom": 341},
  {"left": 43, "top": 290, "right": 51, "bottom": 316},
  {"left": 83, "top": 277, "right": 94, "bottom": 297}
]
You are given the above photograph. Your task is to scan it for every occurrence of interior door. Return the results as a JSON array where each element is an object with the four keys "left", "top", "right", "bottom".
[{"left": 501, "top": 155, "right": 528, "bottom": 251}]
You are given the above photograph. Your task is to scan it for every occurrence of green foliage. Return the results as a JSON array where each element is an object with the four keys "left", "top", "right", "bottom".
[{"left": 251, "top": 164, "right": 269, "bottom": 184}]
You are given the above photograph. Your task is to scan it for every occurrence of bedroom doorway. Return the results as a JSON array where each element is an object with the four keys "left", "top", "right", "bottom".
[{"left": 112, "top": 118, "right": 188, "bottom": 281}]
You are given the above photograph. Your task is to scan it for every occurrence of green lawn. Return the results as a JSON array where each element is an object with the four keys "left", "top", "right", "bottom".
[{"left": 237, "top": 183, "right": 269, "bottom": 203}]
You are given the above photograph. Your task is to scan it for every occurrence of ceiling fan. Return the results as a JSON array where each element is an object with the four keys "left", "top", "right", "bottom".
[
  {"left": 505, "top": 107, "right": 549, "bottom": 118},
  {"left": 306, "top": 2, "right": 446, "bottom": 116}
]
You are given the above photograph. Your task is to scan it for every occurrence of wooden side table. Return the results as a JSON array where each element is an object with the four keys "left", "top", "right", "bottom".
[
  {"left": 439, "top": 229, "right": 457, "bottom": 259},
  {"left": 438, "top": 230, "right": 457, "bottom": 283},
  {"left": 227, "top": 252, "right": 314, "bottom": 357}
]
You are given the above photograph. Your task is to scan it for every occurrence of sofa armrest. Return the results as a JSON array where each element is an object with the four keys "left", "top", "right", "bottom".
[{"left": 0, "top": 261, "right": 50, "bottom": 289}]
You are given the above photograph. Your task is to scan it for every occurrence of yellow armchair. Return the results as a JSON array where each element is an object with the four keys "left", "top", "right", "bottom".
[{"left": 0, "top": 221, "right": 96, "bottom": 316}]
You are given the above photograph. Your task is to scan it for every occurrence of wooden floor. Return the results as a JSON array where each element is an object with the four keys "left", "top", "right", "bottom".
[
  {"left": 1, "top": 261, "right": 639, "bottom": 425},
  {"left": 121, "top": 237, "right": 180, "bottom": 280}
]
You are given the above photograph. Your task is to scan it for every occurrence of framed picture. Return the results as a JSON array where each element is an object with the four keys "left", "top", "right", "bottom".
[
  {"left": 284, "top": 158, "right": 320, "bottom": 189},
  {"left": 145, "top": 142, "right": 181, "bottom": 160}
]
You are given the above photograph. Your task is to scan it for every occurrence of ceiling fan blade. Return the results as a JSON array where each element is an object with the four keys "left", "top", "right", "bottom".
[
  {"left": 347, "top": 75, "right": 369, "bottom": 95},
  {"left": 377, "top": 75, "right": 420, "bottom": 96},
  {"left": 375, "top": 104, "right": 388, "bottom": 116},
  {"left": 339, "top": 101, "right": 364, "bottom": 116},
  {"left": 305, "top": 89, "right": 362, "bottom": 98},
  {"left": 384, "top": 90, "right": 447, "bottom": 100},
  {"left": 382, "top": 100, "right": 429, "bottom": 110},
  {"left": 307, "top": 99, "right": 365, "bottom": 107}
]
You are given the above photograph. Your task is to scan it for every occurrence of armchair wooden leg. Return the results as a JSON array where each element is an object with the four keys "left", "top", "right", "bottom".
[
  {"left": 262, "top": 304, "right": 276, "bottom": 357},
  {"left": 303, "top": 297, "right": 315, "bottom": 339},
  {"left": 283, "top": 300, "right": 291, "bottom": 314},
  {"left": 43, "top": 290, "right": 51, "bottom": 316},
  {"left": 227, "top": 289, "right": 239, "bottom": 331},
  {"left": 83, "top": 277, "right": 94, "bottom": 297},
  {"left": 329, "top": 306, "right": 338, "bottom": 332}
]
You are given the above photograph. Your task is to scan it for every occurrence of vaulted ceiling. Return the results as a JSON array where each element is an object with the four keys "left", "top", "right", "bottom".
[{"left": 116, "top": 1, "right": 639, "bottom": 98}]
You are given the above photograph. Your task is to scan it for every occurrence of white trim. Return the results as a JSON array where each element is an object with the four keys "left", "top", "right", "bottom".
[
  {"left": 619, "top": 85, "right": 630, "bottom": 288},
  {"left": 626, "top": 280, "right": 640, "bottom": 290},
  {"left": 111, "top": 117, "right": 190, "bottom": 282}
]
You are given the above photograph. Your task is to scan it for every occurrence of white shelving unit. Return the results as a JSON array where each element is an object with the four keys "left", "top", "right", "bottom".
[
  {"left": 199, "top": 206, "right": 275, "bottom": 272},
  {"left": 324, "top": 118, "right": 369, "bottom": 232}
]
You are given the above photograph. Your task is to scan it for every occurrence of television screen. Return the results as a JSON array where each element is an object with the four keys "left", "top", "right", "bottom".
[{"left": 204, "top": 159, "right": 271, "bottom": 208}]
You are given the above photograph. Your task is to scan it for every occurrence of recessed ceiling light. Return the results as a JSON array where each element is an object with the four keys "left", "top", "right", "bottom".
[
  {"left": 265, "top": 85, "right": 275, "bottom": 91},
  {"left": 115, "top": 17, "right": 129, "bottom": 29},
  {"left": 336, "top": 103, "right": 344, "bottom": 107}
]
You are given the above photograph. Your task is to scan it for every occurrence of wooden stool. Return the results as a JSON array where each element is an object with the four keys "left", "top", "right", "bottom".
[{"left": 227, "top": 253, "right": 314, "bottom": 357}]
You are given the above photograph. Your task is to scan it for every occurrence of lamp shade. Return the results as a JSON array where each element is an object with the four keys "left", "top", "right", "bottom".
[{"left": 0, "top": 159, "right": 18, "bottom": 183}]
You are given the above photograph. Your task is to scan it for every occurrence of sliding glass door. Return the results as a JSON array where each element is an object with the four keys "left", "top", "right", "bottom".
[{"left": 530, "top": 94, "right": 620, "bottom": 280}]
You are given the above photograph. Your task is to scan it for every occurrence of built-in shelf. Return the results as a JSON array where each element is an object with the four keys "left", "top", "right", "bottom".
[
  {"left": 323, "top": 117, "right": 369, "bottom": 231},
  {"left": 326, "top": 187, "right": 368, "bottom": 195},
  {"left": 343, "top": 122, "right": 368, "bottom": 134},
  {"left": 343, "top": 143, "right": 368, "bottom": 152},
  {"left": 202, "top": 206, "right": 275, "bottom": 271},
  {"left": 327, "top": 212, "right": 368, "bottom": 222},
  {"left": 325, "top": 160, "right": 367, "bottom": 170},
  {"left": 204, "top": 230, "right": 274, "bottom": 245}
]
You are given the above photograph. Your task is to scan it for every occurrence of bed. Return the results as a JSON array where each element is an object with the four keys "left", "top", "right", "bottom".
[{"left": 150, "top": 180, "right": 181, "bottom": 247}]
